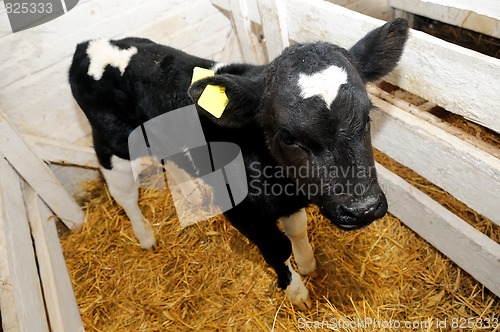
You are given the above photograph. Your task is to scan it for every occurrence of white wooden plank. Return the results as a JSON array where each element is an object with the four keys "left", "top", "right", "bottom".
[
  {"left": 183, "top": 26, "right": 234, "bottom": 60},
  {"left": 257, "top": 0, "right": 290, "bottom": 60},
  {"left": 157, "top": 12, "right": 231, "bottom": 56},
  {"left": 368, "top": 84, "right": 500, "bottom": 160},
  {"left": 23, "top": 184, "right": 84, "bottom": 332},
  {"left": 213, "top": 0, "right": 500, "bottom": 133},
  {"left": 390, "top": 0, "right": 500, "bottom": 38},
  {"left": 0, "top": 156, "right": 49, "bottom": 332},
  {"left": 0, "top": 112, "right": 84, "bottom": 231},
  {"left": 0, "top": 167, "right": 19, "bottom": 332},
  {"left": 24, "top": 134, "right": 99, "bottom": 168},
  {"left": 228, "top": 0, "right": 267, "bottom": 64},
  {"left": 376, "top": 163, "right": 500, "bottom": 298},
  {"left": 417, "top": 0, "right": 500, "bottom": 21},
  {"left": 369, "top": 95, "right": 500, "bottom": 226},
  {"left": 212, "top": 0, "right": 261, "bottom": 24}
]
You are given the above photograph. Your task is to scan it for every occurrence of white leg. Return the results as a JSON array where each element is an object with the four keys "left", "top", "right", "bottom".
[
  {"left": 164, "top": 161, "right": 203, "bottom": 205},
  {"left": 101, "top": 156, "right": 157, "bottom": 249},
  {"left": 281, "top": 208, "right": 317, "bottom": 276},
  {"left": 284, "top": 259, "right": 312, "bottom": 311}
]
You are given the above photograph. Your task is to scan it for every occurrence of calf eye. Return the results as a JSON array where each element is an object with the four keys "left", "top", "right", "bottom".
[{"left": 280, "top": 128, "right": 297, "bottom": 146}]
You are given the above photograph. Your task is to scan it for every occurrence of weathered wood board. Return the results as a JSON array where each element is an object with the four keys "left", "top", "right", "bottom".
[
  {"left": 24, "top": 185, "right": 84, "bottom": 332},
  {"left": 377, "top": 163, "right": 500, "bottom": 298},
  {"left": 0, "top": 112, "right": 84, "bottom": 230},
  {"left": 256, "top": 0, "right": 289, "bottom": 61},
  {"left": 0, "top": 156, "right": 50, "bottom": 332},
  {"left": 390, "top": 0, "right": 500, "bottom": 38},
  {"left": 370, "top": 94, "right": 500, "bottom": 226},
  {"left": 228, "top": 0, "right": 267, "bottom": 64}
]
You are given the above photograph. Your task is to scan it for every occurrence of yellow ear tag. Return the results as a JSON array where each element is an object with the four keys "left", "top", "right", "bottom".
[
  {"left": 191, "top": 67, "right": 229, "bottom": 118},
  {"left": 191, "top": 67, "right": 215, "bottom": 84},
  {"left": 197, "top": 85, "right": 229, "bottom": 118}
]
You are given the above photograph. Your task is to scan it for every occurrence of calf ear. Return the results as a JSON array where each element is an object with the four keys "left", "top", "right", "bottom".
[
  {"left": 188, "top": 75, "right": 260, "bottom": 128},
  {"left": 349, "top": 18, "right": 409, "bottom": 82}
]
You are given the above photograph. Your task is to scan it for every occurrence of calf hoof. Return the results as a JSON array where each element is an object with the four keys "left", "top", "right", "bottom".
[
  {"left": 139, "top": 235, "right": 157, "bottom": 250},
  {"left": 285, "top": 278, "right": 312, "bottom": 311},
  {"left": 292, "top": 296, "right": 313, "bottom": 311},
  {"left": 306, "top": 269, "right": 319, "bottom": 279}
]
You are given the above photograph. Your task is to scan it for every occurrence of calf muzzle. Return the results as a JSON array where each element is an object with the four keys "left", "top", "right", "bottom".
[{"left": 320, "top": 192, "right": 388, "bottom": 230}]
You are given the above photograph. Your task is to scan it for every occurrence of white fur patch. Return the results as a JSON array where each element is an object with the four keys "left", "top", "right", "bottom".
[
  {"left": 298, "top": 65, "right": 348, "bottom": 107},
  {"left": 86, "top": 39, "right": 138, "bottom": 80},
  {"left": 210, "top": 62, "right": 226, "bottom": 74},
  {"left": 101, "top": 155, "right": 156, "bottom": 249},
  {"left": 281, "top": 209, "right": 316, "bottom": 275},
  {"left": 284, "top": 259, "right": 310, "bottom": 310}
]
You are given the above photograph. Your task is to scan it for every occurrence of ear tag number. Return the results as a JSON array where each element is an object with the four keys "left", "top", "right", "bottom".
[{"left": 191, "top": 67, "right": 229, "bottom": 119}]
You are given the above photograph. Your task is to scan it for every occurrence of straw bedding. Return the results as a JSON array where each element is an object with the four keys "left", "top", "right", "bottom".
[{"left": 61, "top": 156, "right": 500, "bottom": 331}]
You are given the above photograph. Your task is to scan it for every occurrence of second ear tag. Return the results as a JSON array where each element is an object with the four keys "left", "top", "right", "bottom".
[
  {"left": 191, "top": 67, "right": 214, "bottom": 84},
  {"left": 197, "top": 85, "right": 228, "bottom": 119}
]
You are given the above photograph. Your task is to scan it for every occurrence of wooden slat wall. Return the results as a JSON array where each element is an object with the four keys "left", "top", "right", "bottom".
[
  {"left": 370, "top": 95, "right": 500, "bottom": 225},
  {"left": 376, "top": 164, "right": 500, "bottom": 297}
]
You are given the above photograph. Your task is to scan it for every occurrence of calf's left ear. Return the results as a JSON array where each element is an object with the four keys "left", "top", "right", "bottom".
[
  {"left": 349, "top": 18, "right": 409, "bottom": 82},
  {"left": 188, "top": 75, "right": 260, "bottom": 128}
]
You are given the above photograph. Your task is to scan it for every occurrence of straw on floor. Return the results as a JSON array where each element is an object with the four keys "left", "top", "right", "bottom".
[{"left": 60, "top": 162, "right": 500, "bottom": 331}]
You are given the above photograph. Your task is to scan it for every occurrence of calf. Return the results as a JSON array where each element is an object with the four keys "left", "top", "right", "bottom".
[{"left": 69, "top": 18, "right": 408, "bottom": 310}]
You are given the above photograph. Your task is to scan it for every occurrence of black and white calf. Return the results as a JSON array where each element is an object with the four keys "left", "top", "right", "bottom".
[{"left": 69, "top": 19, "right": 408, "bottom": 310}]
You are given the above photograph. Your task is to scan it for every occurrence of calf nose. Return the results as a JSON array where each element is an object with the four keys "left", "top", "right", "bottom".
[{"left": 340, "top": 195, "right": 387, "bottom": 221}]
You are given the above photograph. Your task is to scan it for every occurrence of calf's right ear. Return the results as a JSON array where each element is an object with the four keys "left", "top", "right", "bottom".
[{"left": 188, "top": 75, "right": 260, "bottom": 128}]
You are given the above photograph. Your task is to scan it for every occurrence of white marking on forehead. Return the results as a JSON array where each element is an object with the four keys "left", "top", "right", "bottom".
[
  {"left": 298, "top": 65, "right": 348, "bottom": 107},
  {"left": 86, "top": 38, "right": 138, "bottom": 80}
]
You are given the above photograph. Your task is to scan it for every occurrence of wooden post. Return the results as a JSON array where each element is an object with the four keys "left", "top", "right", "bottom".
[
  {"left": 257, "top": 0, "right": 290, "bottom": 60},
  {"left": 228, "top": 0, "right": 267, "bottom": 64}
]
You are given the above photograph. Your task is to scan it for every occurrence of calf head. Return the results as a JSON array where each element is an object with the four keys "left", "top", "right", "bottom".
[{"left": 189, "top": 19, "right": 409, "bottom": 230}]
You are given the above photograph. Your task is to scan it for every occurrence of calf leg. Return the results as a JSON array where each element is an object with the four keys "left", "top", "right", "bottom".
[
  {"left": 230, "top": 217, "right": 312, "bottom": 310},
  {"left": 280, "top": 208, "right": 317, "bottom": 276},
  {"left": 101, "top": 156, "right": 157, "bottom": 249}
]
